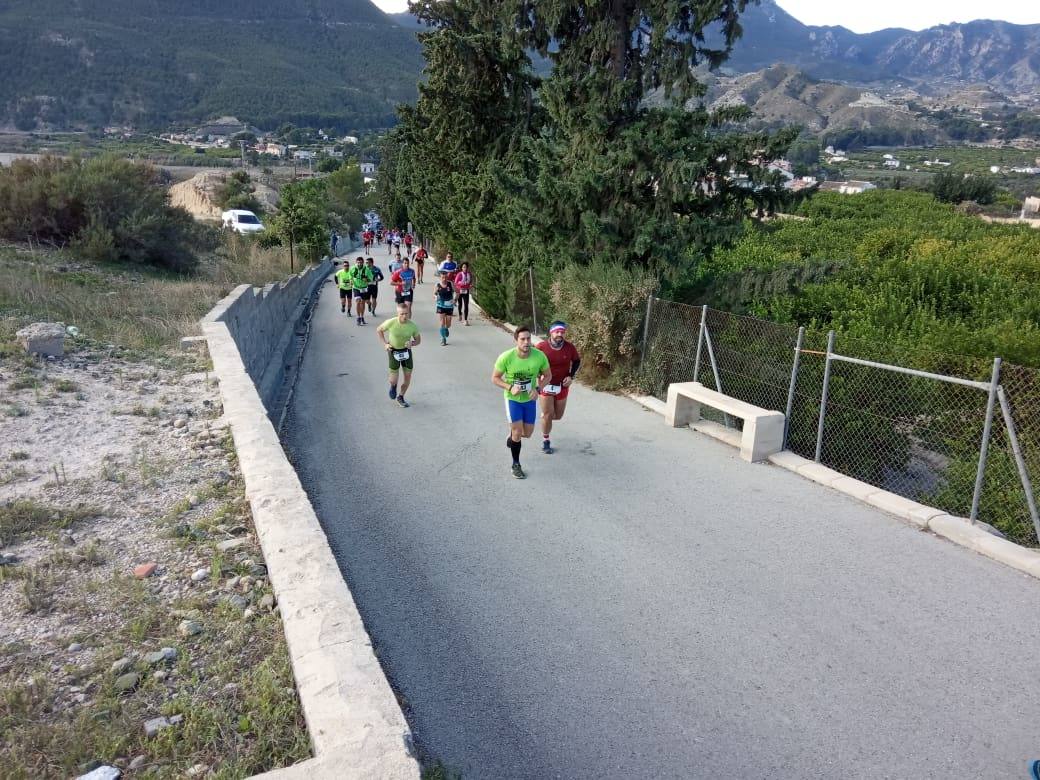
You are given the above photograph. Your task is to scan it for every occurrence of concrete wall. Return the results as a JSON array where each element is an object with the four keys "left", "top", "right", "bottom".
[
  {"left": 201, "top": 259, "right": 420, "bottom": 779},
  {"left": 203, "top": 258, "right": 332, "bottom": 411}
]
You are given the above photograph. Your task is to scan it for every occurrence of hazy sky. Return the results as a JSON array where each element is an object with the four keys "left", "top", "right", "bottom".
[{"left": 369, "top": 0, "right": 1039, "bottom": 33}]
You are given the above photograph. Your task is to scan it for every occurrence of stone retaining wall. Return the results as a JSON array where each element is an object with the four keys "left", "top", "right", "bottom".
[
  {"left": 203, "top": 258, "right": 332, "bottom": 411},
  {"left": 201, "top": 261, "right": 419, "bottom": 779}
]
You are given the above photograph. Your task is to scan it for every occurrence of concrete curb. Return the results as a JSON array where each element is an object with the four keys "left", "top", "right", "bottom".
[
  {"left": 627, "top": 393, "right": 1040, "bottom": 581},
  {"left": 203, "top": 281, "right": 419, "bottom": 778}
]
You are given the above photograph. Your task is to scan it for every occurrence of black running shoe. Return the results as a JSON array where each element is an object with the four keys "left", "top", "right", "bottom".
[
  {"left": 397, "top": 396, "right": 409, "bottom": 408},
  {"left": 542, "top": 440, "right": 553, "bottom": 454},
  {"left": 511, "top": 463, "right": 525, "bottom": 479}
]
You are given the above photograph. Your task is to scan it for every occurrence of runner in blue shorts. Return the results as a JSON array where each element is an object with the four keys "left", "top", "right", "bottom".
[{"left": 492, "top": 325, "right": 551, "bottom": 479}]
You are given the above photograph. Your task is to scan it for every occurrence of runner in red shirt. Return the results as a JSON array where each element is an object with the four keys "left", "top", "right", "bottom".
[
  {"left": 403, "top": 232, "right": 414, "bottom": 258},
  {"left": 536, "top": 321, "right": 581, "bottom": 454},
  {"left": 413, "top": 245, "right": 428, "bottom": 284}
]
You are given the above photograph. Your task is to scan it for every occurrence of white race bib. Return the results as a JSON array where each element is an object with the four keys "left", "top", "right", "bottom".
[
  {"left": 392, "top": 349, "right": 411, "bottom": 362},
  {"left": 543, "top": 384, "right": 562, "bottom": 395},
  {"left": 514, "top": 379, "right": 532, "bottom": 393}
]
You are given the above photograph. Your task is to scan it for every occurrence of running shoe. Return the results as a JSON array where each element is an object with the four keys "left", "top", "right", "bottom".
[
  {"left": 542, "top": 440, "right": 553, "bottom": 454},
  {"left": 511, "top": 463, "right": 526, "bottom": 479},
  {"left": 397, "top": 396, "right": 409, "bottom": 408},
  {"left": 441, "top": 338, "right": 447, "bottom": 346},
  {"left": 388, "top": 385, "right": 397, "bottom": 400}
]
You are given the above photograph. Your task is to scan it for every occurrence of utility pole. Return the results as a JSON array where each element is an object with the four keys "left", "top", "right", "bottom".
[{"left": 239, "top": 139, "right": 246, "bottom": 168}]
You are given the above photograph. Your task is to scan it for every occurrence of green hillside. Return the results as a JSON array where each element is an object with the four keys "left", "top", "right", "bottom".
[{"left": 0, "top": 0, "right": 423, "bottom": 131}]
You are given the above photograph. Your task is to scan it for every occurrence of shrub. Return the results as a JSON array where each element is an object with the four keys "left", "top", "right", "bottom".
[
  {"left": 0, "top": 155, "right": 214, "bottom": 272},
  {"left": 549, "top": 260, "right": 657, "bottom": 384}
]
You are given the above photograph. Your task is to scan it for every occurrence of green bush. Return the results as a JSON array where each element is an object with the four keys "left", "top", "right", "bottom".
[
  {"left": 549, "top": 260, "right": 657, "bottom": 384},
  {"left": 214, "top": 170, "right": 263, "bottom": 215},
  {"left": 0, "top": 155, "right": 214, "bottom": 272}
]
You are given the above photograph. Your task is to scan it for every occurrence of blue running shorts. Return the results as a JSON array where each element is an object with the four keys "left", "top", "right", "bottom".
[{"left": 505, "top": 398, "right": 537, "bottom": 425}]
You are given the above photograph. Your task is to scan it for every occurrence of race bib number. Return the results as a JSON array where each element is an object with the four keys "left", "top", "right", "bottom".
[
  {"left": 392, "top": 349, "right": 412, "bottom": 362},
  {"left": 542, "top": 384, "right": 562, "bottom": 395},
  {"left": 514, "top": 379, "right": 532, "bottom": 393}
]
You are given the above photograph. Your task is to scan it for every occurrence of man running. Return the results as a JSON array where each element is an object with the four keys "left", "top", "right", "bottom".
[
  {"left": 536, "top": 321, "right": 582, "bottom": 454},
  {"left": 413, "top": 245, "right": 427, "bottom": 284},
  {"left": 365, "top": 257, "right": 385, "bottom": 317},
  {"left": 492, "top": 325, "right": 551, "bottom": 479},
  {"left": 334, "top": 261, "right": 353, "bottom": 314},
  {"left": 403, "top": 232, "right": 414, "bottom": 258},
  {"left": 437, "top": 251, "right": 458, "bottom": 277},
  {"left": 454, "top": 261, "right": 473, "bottom": 325},
  {"left": 390, "top": 256, "right": 417, "bottom": 317},
  {"left": 377, "top": 303, "right": 421, "bottom": 408},
  {"left": 347, "top": 256, "right": 374, "bottom": 325}
]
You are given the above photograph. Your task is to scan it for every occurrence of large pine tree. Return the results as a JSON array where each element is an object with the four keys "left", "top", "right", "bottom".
[{"left": 381, "top": 0, "right": 796, "bottom": 328}]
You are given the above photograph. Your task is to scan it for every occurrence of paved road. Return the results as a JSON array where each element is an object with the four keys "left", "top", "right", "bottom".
[{"left": 284, "top": 269, "right": 1040, "bottom": 779}]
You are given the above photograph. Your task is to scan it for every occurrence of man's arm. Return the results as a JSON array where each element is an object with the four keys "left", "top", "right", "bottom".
[
  {"left": 563, "top": 355, "right": 581, "bottom": 387},
  {"left": 492, "top": 368, "right": 516, "bottom": 394},
  {"left": 376, "top": 322, "right": 392, "bottom": 350}
]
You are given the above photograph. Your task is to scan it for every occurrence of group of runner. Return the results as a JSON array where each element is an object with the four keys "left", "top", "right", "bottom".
[{"left": 340, "top": 230, "right": 580, "bottom": 478}]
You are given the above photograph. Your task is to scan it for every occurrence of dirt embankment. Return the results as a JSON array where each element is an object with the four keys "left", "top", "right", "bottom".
[{"left": 168, "top": 172, "right": 279, "bottom": 222}]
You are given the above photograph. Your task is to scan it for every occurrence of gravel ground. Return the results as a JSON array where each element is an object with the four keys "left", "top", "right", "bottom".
[{"left": 0, "top": 341, "right": 309, "bottom": 778}]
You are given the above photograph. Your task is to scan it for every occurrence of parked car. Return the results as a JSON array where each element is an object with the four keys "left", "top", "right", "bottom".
[{"left": 221, "top": 209, "right": 265, "bottom": 235}]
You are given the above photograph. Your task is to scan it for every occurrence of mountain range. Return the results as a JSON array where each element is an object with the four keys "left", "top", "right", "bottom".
[
  {"left": 0, "top": 0, "right": 423, "bottom": 132},
  {"left": 0, "top": 0, "right": 1036, "bottom": 134}
]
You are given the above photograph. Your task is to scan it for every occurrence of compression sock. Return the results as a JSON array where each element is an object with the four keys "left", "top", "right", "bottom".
[{"left": 507, "top": 438, "right": 522, "bottom": 465}]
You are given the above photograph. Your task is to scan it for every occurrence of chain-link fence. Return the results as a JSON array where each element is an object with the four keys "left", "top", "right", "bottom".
[{"left": 638, "top": 297, "right": 1040, "bottom": 547}]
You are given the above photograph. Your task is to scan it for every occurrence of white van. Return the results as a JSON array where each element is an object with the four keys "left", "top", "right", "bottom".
[{"left": 221, "top": 209, "right": 265, "bottom": 234}]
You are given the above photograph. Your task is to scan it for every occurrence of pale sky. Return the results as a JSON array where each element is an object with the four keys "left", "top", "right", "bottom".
[{"left": 370, "top": 0, "right": 1039, "bottom": 33}]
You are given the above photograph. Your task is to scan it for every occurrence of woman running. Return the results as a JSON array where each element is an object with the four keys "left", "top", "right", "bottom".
[
  {"left": 454, "top": 261, "right": 473, "bottom": 325},
  {"left": 434, "top": 270, "right": 456, "bottom": 345}
]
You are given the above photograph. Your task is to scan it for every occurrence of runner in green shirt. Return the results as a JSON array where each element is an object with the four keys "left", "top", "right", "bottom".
[
  {"left": 492, "top": 325, "right": 552, "bottom": 479},
  {"left": 334, "top": 262, "right": 353, "bottom": 313},
  {"left": 347, "top": 256, "right": 375, "bottom": 325},
  {"left": 377, "top": 303, "right": 422, "bottom": 408}
]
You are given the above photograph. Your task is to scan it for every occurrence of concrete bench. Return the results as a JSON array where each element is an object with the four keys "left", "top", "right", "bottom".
[{"left": 665, "top": 381, "right": 785, "bottom": 462}]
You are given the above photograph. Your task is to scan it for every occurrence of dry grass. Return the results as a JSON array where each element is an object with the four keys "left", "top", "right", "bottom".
[{"left": 0, "top": 237, "right": 297, "bottom": 354}]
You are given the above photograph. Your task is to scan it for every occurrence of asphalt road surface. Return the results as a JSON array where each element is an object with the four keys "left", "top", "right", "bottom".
[{"left": 283, "top": 269, "right": 1040, "bottom": 779}]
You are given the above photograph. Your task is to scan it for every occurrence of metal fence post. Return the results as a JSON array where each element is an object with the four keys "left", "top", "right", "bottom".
[
  {"left": 638, "top": 295, "right": 655, "bottom": 375},
  {"left": 692, "top": 305, "right": 707, "bottom": 382},
  {"left": 702, "top": 323, "right": 732, "bottom": 428},
  {"left": 814, "top": 330, "right": 835, "bottom": 463},
  {"left": 528, "top": 266, "right": 538, "bottom": 334},
  {"left": 996, "top": 386, "right": 1040, "bottom": 541},
  {"left": 970, "top": 357, "right": 1002, "bottom": 523},
  {"left": 784, "top": 326, "right": 805, "bottom": 450}
]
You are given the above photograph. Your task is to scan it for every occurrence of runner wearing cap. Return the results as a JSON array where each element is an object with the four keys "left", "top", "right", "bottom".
[
  {"left": 377, "top": 303, "right": 422, "bottom": 408},
  {"left": 536, "top": 321, "right": 582, "bottom": 454},
  {"left": 492, "top": 325, "right": 552, "bottom": 479}
]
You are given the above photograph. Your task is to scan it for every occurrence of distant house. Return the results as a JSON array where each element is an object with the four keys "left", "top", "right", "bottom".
[
  {"left": 818, "top": 180, "right": 876, "bottom": 195},
  {"left": 359, "top": 162, "right": 376, "bottom": 174},
  {"left": 883, "top": 159, "right": 900, "bottom": 169},
  {"left": 341, "top": 135, "right": 359, "bottom": 145},
  {"left": 1022, "top": 197, "right": 1040, "bottom": 220},
  {"left": 257, "top": 143, "right": 286, "bottom": 157},
  {"left": 293, "top": 150, "right": 316, "bottom": 161}
]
